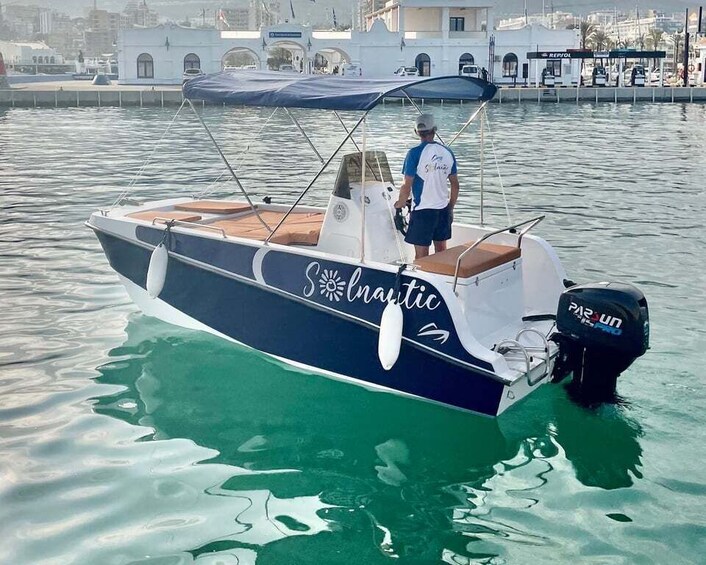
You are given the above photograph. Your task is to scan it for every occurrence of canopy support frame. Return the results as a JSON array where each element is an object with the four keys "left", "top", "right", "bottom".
[
  {"left": 186, "top": 99, "right": 272, "bottom": 233},
  {"left": 447, "top": 100, "right": 489, "bottom": 146},
  {"left": 285, "top": 107, "right": 325, "bottom": 164},
  {"left": 265, "top": 111, "right": 371, "bottom": 245}
]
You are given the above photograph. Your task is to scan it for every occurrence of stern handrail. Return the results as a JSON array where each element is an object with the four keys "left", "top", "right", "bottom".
[{"left": 452, "top": 215, "right": 544, "bottom": 293}]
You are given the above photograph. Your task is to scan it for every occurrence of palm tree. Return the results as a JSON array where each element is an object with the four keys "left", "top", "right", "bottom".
[
  {"left": 579, "top": 21, "right": 596, "bottom": 50},
  {"left": 591, "top": 30, "right": 609, "bottom": 51},
  {"left": 645, "top": 29, "right": 664, "bottom": 72},
  {"left": 647, "top": 28, "right": 663, "bottom": 50}
]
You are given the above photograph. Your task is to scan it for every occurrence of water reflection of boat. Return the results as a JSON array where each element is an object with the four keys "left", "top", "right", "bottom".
[
  {"left": 94, "top": 317, "right": 645, "bottom": 561},
  {"left": 88, "top": 71, "right": 650, "bottom": 417},
  {"left": 552, "top": 397, "right": 643, "bottom": 490},
  {"left": 95, "top": 317, "right": 525, "bottom": 474}
]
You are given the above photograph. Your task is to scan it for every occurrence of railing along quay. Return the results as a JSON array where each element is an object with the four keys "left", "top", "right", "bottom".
[{"left": 1, "top": 85, "right": 705, "bottom": 108}]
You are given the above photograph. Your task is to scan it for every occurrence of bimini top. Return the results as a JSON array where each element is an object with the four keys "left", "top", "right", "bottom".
[{"left": 182, "top": 71, "right": 497, "bottom": 111}]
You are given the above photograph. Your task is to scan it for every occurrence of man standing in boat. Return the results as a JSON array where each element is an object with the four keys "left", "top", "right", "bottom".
[{"left": 394, "top": 113, "right": 459, "bottom": 259}]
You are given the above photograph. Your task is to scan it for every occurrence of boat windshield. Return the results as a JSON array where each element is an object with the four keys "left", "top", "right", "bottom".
[{"left": 334, "top": 151, "right": 393, "bottom": 200}]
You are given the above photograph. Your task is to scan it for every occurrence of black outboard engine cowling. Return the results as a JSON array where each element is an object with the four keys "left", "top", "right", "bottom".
[{"left": 551, "top": 282, "right": 649, "bottom": 402}]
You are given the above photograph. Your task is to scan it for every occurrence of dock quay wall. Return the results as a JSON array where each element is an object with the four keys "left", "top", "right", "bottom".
[{"left": 1, "top": 86, "right": 706, "bottom": 108}]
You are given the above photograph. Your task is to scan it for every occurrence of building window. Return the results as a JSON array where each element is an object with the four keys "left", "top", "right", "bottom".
[
  {"left": 502, "top": 53, "right": 518, "bottom": 77},
  {"left": 137, "top": 53, "right": 154, "bottom": 78},
  {"left": 546, "top": 60, "right": 562, "bottom": 76},
  {"left": 50, "top": 56, "right": 55, "bottom": 64},
  {"left": 459, "top": 52, "right": 474, "bottom": 72},
  {"left": 184, "top": 53, "right": 200, "bottom": 71},
  {"left": 415, "top": 53, "right": 431, "bottom": 77},
  {"left": 450, "top": 17, "right": 465, "bottom": 32}
]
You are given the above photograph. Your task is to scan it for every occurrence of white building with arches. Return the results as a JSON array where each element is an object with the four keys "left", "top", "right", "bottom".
[{"left": 118, "top": 0, "right": 579, "bottom": 85}]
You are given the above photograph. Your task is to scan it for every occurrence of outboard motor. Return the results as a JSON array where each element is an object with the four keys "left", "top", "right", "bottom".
[{"left": 551, "top": 282, "right": 649, "bottom": 403}]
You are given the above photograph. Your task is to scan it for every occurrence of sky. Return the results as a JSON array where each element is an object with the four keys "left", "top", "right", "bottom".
[{"left": 8, "top": 0, "right": 700, "bottom": 23}]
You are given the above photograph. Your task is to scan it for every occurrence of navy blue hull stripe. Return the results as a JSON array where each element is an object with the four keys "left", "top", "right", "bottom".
[
  {"left": 136, "top": 224, "right": 259, "bottom": 281},
  {"left": 134, "top": 224, "right": 495, "bottom": 371},
  {"left": 95, "top": 230, "right": 505, "bottom": 415},
  {"left": 100, "top": 227, "right": 501, "bottom": 379}
]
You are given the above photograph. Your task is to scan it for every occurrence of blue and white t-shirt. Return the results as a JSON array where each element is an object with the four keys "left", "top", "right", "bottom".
[{"left": 402, "top": 141, "right": 458, "bottom": 211}]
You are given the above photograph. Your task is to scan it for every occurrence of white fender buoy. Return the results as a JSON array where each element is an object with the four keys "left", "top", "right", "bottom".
[
  {"left": 378, "top": 301, "right": 403, "bottom": 370},
  {"left": 146, "top": 242, "right": 168, "bottom": 299}
]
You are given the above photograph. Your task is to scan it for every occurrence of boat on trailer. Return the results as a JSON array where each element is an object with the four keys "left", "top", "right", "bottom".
[{"left": 87, "top": 72, "right": 650, "bottom": 417}]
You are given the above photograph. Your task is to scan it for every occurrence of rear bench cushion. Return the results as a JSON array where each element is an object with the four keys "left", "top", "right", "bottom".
[
  {"left": 414, "top": 242, "right": 521, "bottom": 278},
  {"left": 128, "top": 210, "right": 202, "bottom": 223},
  {"left": 174, "top": 200, "right": 253, "bottom": 215}
]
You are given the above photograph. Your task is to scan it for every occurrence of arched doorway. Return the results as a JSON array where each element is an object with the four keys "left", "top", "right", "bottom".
[
  {"left": 183, "top": 53, "right": 200, "bottom": 71},
  {"left": 222, "top": 48, "right": 260, "bottom": 70},
  {"left": 415, "top": 53, "right": 431, "bottom": 77},
  {"left": 137, "top": 53, "right": 154, "bottom": 79},
  {"left": 502, "top": 53, "right": 518, "bottom": 79},
  {"left": 312, "top": 48, "right": 350, "bottom": 74},
  {"left": 267, "top": 40, "right": 307, "bottom": 72},
  {"left": 459, "top": 52, "right": 474, "bottom": 72}
]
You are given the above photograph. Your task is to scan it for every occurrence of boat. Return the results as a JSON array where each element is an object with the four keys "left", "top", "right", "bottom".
[{"left": 87, "top": 71, "right": 650, "bottom": 417}]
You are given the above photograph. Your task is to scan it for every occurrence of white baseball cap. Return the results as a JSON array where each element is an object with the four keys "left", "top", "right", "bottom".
[{"left": 415, "top": 113, "right": 436, "bottom": 133}]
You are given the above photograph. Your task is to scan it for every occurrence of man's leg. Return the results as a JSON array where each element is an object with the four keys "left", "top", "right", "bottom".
[
  {"left": 431, "top": 205, "right": 452, "bottom": 254},
  {"left": 414, "top": 245, "right": 430, "bottom": 259},
  {"left": 432, "top": 240, "right": 447, "bottom": 253},
  {"left": 404, "top": 209, "right": 434, "bottom": 260}
]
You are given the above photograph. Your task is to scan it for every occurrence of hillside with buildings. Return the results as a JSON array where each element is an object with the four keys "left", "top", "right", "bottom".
[{"left": 0, "top": 0, "right": 703, "bottom": 83}]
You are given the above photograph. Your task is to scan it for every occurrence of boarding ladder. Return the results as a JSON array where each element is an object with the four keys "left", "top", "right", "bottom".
[{"left": 496, "top": 328, "right": 553, "bottom": 386}]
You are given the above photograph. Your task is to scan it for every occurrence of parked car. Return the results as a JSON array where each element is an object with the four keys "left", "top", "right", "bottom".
[
  {"left": 394, "top": 66, "right": 419, "bottom": 77},
  {"left": 459, "top": 64, "right": 480, "bottom": 79},
  {"left": 629, "top": 64, "right": 646, "bottom": 87},
  {"left": 591, "top": 65, "right": 607, "bottom": 87},
  {"left": 182, "top": 68, "right": 204, "bottom": 84},
  {"left": 278, "top": 63, "right": 298, "bottom": 73}
]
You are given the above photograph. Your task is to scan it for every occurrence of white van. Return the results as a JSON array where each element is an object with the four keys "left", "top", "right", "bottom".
[
  {"left": 394, "top": 66, "right": 419, "bottom": 77},
  {"left": 459, "top": 64, "right": 480, "bottom": 79}
]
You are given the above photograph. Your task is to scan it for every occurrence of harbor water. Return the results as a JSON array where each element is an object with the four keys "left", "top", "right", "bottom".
[{"left": 0, "top": 102, "right": 705, "bottom": 564}]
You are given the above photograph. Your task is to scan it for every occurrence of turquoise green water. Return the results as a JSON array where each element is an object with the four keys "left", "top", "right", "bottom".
[{"left": 0, "top": 102, "right": 705, "bottom": 564}]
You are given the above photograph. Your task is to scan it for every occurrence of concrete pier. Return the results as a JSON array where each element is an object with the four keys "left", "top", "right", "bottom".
[{"left": 1, "top": 81, "right": 705, "bottom": 108}]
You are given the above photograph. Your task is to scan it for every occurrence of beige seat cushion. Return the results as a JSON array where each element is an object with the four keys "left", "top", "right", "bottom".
[
  {"left": 174, "top": 200, "right": 253, "bottom": 215},
  {"left": 128, "top": 210, "right": 202, "bottom": 223},
  {"left": 415, "top": 242, "right": 521, "bottom": 278},
  {"left": 208, "top": 219, "right": 322, "bottom": 246}
]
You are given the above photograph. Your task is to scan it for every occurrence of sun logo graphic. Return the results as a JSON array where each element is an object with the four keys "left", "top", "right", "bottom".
[{"left": 319, "top": 269, "right": 346, "bottom": 302}]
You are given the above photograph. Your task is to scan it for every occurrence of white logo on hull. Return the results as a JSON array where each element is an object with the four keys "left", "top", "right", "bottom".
[
  {"left": 417, "top": 323, "right": 450, "bottom": 344},
  {"left": 303, "top": 261, "right": 441, "bottom": 311}
]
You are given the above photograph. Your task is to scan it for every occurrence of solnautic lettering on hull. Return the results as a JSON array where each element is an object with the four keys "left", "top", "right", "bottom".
[{"left": 303, "top": 261, "right": 441, "bottom": 311}]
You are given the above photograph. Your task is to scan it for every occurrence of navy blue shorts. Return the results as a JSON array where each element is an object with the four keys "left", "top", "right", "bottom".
[{"left": 405, "top": 205, "right": 452, "bottom": 246}]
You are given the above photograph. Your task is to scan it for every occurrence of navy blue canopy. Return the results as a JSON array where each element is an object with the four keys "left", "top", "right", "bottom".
[{"left": 182, "top": 71, "right": 497, "bottom": 111}]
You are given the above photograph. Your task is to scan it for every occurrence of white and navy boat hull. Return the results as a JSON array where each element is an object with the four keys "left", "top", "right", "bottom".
[{"left": 90, "top": 217, "right": 543, "bottom": 417}]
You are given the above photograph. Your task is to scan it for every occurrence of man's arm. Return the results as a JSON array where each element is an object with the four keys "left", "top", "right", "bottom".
[
  {"left": 448, "top": 174, "right": 459, "bottom": 208},
  {"left": 394, "top": 175, "right": 414, "bottom": 208}
]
